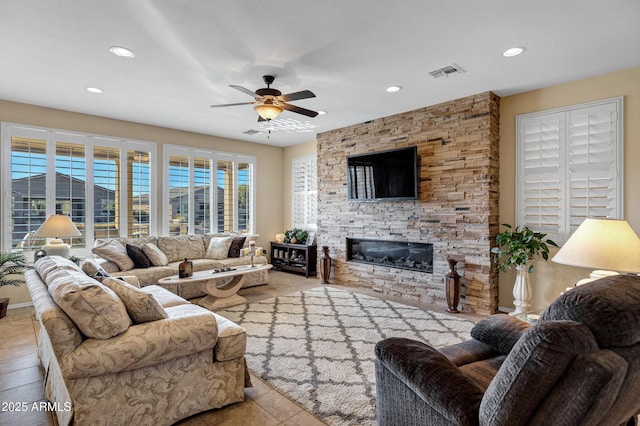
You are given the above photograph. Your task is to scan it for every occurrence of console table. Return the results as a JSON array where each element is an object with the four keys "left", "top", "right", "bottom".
[{"left": 270, "top": 242, "right": 317, "bottom": 278}]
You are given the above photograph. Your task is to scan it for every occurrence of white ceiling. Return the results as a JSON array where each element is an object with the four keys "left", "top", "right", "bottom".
[{"left": 1, "top": 0, "right": 639, "bottom": 147}]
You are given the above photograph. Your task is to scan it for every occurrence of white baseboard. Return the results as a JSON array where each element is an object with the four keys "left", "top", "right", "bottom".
[
  {"left": 8, "top": 301, "right": 34, "bottom": 309},
  {"left": 499, "top": 306, "right": 514, "bottom": 314}
]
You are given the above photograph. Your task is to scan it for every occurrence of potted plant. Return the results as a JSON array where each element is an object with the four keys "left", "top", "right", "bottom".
[
  {"left": 491, "top": 224, "right": 558, "bottom": 315},
  {"left": 0, "top": 251, "right": 27, "bottom": 319},
  {"left": 284, "top": 228, "right": 308, "bottom": 245}
]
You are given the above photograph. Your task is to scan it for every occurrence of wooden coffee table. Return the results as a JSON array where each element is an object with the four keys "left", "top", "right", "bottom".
[{"left": 158, "top": 264, "right": 272, "bottom": 310}]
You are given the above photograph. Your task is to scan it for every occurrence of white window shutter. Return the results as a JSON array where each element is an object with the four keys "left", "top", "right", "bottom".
[
  {"left": 567, "top": 103, "right": 620, "bottom": 233},
  {"left": 292, "top": 155, "right": 317, "bottom": 231},
  {"left": 517, "top": 111, "right": 565, "bottom": 241},
  {"left": 517, "top": 97, "right": 623, "bottom": 244}
]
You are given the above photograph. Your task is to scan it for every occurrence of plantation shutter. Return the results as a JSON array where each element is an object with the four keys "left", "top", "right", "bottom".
[
  {"left": 516, "top": 97, "right": 622, "bottom": 244},
  {"left": 518, "top": 111, "right": 565, "bottom": 240},
  {"left": 292, "top": 155, "right": 317, "bottom": 231},
  {"left": 567, "top": 103, "right": 621, "bottom": 233}
]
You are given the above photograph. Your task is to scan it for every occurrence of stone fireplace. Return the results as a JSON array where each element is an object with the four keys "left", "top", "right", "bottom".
[
  {"left": 316, "top": 91, "right": 500, "bottom": 315},
  {"left": 346, "top": 238, "right": 433, "bottom": 273}
]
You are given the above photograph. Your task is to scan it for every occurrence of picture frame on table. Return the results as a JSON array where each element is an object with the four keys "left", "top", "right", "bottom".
[{"left": 306, "top": 232, "right": 316, "bottom": 246}]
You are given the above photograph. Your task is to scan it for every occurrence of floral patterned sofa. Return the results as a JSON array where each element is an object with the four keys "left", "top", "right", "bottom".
[
  {"left": 81, "top": 234, "right": 269, "bottom": 299},
  {"left": 26, "top": 256, "right": 251, "bottom": 426}
]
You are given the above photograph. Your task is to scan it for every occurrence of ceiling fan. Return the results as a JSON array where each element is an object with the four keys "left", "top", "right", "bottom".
[{"left": 210, "top": 75, "right": 318, "bottom": 122}]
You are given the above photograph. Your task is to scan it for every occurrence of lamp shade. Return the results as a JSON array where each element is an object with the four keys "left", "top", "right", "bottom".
[
  {"left": 552, "top": 218, "right": 640, "bottom": 273},
  {"left": 33, "top": 215, "right": 82, "bottom": 238},
  {"left": 254, "top": 101, "right": 283, "bottom": 121}
]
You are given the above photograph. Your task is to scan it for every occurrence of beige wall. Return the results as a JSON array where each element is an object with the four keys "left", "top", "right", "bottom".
[
  {"left": 499, "top": 66, "right": 640, "bottom": 310},
  {"left": 0, "top": 99, "right": 285, "bottom": 305},
  {"left": 282, "top": 140, "right": 316, "bottom": 230}
]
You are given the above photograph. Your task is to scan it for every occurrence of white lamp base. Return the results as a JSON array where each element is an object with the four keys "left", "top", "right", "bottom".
[
  {"left": 575, "top": 270, "right": 620, "bottom": 286},
  {"left": 43, "top": 239, "right": 71, "bottom": 258}
]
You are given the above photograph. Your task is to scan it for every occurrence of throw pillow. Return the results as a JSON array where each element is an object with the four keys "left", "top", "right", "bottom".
[
  {"left": 126, "top": 244, "right": 152, "bottom": 269},
  {"left": 141, "top": 243, "right": 169, "bottom": 266},
  {"left": 92, "top": 239, "right": 135, "bottom": 272},
  {"left": 102, "top": 277, "right": 168, "bottom": 324},
  {"left": 227, "top": 236, "right": 247, "bottom": 258},
  {"left": 47, "top": 270, "right": 131, "bottom": 339},
  {"left": 206, "top": 236, "right": 233, "bottom": 260},
  {"left": 242, "top": 234, "right": 259, "bottom": 248}
]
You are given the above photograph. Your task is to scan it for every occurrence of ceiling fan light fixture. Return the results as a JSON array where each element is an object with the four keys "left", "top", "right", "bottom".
[{"left": 254, "top": 102, "right": 283, "bottom": 121}]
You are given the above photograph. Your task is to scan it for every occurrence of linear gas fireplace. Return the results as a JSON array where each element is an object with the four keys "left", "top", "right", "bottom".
[{"left": 346, "top": 238, "right": 433, "bottom": 273}]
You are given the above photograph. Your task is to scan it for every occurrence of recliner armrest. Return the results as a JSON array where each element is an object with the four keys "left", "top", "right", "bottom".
[
  {"left": 375, "top": 337, "right": 484, "bottom": 425},
  {"left": 471, "top": 314, "right": 532, "bottom": 355}
]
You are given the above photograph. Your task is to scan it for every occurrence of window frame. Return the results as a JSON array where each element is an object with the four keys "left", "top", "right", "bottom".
[
  {"left": 515, "top": 97, "right": 623, "bottom": 244},
  {"left": 1, "top": 122, "right": 157, "bottom": 255},
  {"left": 162, "top": 144, "right": 256, "bottom": 235}
]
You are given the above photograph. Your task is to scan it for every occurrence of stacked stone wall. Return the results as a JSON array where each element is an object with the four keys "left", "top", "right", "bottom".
[{"left": 316, "top": 91, "right": 500, "bottom": 314}]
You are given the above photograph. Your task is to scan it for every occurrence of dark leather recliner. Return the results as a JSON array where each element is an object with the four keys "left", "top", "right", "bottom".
[{"left": 374, "top": 275, "right": 640, "bottom": 425}]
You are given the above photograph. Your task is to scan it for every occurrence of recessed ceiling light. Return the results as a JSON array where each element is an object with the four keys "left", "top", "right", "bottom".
[
  {"left": 318, "top": 110, "right": 327, "bottom": 115},
  {"left": 109, "top": 46, "right": 135, "bottom": 58},
  {"left": 502, "top": 47, "right": 525, "bottom": 57},
  {"left": 86, "top": 87, "right": 103, "bottom": 94},
  {"left": 386, "top": 85, "right": 402, "bottom": 93}
]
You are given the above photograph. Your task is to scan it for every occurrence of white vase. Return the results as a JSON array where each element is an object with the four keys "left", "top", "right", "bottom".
[{"left": 510, "top": 265, "right": 531, "bottom": 315}]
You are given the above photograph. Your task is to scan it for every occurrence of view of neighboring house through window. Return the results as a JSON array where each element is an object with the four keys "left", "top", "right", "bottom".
[
  {"left": 1, "top": 123, "right": 156, "bottom": 254},
  {"left": 164, "top": 146, "right": 255, "bottom": 235}
]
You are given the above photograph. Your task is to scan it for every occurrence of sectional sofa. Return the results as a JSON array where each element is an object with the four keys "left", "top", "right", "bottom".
[
  {"left": 26, "top": 255, "right": 250, "bottom": 425},
  {"left": 81, "top": 233, "right": 268, "bottom": 299}
]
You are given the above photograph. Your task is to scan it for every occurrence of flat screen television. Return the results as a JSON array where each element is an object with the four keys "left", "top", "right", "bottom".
[{"left": 347, "top": 146, "right": 418, "bottom": 201}]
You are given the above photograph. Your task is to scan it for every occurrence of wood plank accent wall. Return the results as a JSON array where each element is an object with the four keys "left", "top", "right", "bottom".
[{"left": 316, "top": 91, "right": 500, "bottom": 315}]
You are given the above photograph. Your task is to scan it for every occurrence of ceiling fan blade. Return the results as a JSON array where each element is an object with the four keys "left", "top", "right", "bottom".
[
  {"left": 229, "top": 85, "right": 257, "bottom": 97},
  {"left": 279, "top": 90, "right": 316, "bottom": 102},
  {"left": 257, "top": 115, "right": 266, "bottom": 122},
  {"left": 282, "top": 103, "right": 319, "bottom": 118},
  {"left": 210, "top": 102, "right": 255, "bottom": 108}
]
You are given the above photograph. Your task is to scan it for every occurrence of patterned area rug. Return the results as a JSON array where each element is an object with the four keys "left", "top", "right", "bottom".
[{"left": 217, "top": 286, "right": 475, "bottom": 426}]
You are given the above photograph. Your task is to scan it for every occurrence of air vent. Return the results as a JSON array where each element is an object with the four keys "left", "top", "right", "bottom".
[
  {"left": 428, "top": 64, "right": 465, "bottom": 79},
  {"left": 243, "top": 129, "right": 260, "bottom": 135}
]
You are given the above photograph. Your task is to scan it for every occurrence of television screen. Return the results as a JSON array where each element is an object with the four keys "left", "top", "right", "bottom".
[{"left": 347, "top": 146, "right": 418, "bottom": 201}]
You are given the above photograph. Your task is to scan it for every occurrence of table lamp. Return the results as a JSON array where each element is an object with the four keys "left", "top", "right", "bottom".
[
  {"left": 33, "top": 214, "right": 82, "bottom": 258},
  {"left": 552, "top": 218, "right": 640, "bottom": 285}
]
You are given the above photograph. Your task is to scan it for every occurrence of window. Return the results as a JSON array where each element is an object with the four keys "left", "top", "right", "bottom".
[
  {"left": 163, "top": 146, "right": 255, "bottom": 235},
  {"left": 1, "top": 123, "right": 156, "bottom": 253},
  {"left": 292, "top": 155, "right": 317, "bottom": 231},
  {"left": 516, "top": 97, "right": 623, "bottom": 244}
]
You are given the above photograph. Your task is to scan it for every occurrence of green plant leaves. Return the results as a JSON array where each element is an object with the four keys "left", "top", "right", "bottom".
[{"left": 492, "top": 224, "right": 558, "bottom": 273}]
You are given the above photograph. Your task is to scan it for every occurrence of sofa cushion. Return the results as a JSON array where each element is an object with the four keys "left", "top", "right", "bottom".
[
  {"left": 142, "top": 243, "right": 169, "bottom": 266},
  {"left": 211, "top": 312, "right": 247, "bottom": 361},
  {"left": 142, "top": 285, "right": 188, "bottom": 308},
  {"left": 47, "top": 269, "right": 131, "bottom": 339},
  {"left": 103, "top": 277, "right": 168, "bottom": 324},
  {"left": 541, "top": 275, "right": 640, "bottom": 348},
  {"left": 227, "top": 236, "right": 246, "bottom": 258},
  {"left": 480, "top": 321, "right": 599, "bottom": 425},
  {"left": 206, "top": 236, "right": 233, "bottom": 260},
  {"left": 158, "top": 235, "right": 206, "bottom": 263},
  {"left": 126, "top": 244, "right": 152, "bottom": 269},
  {"left": 35, "top": 256, "right": 84, "bottom": 283},
  {"left": 241, "top": 234, "right": 259, "bottom": 248},
  {"left": 92, "top": 239, "right": 134, "bottom": 271}
]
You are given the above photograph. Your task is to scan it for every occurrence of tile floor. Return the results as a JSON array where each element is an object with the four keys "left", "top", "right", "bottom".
[{"left": 0, "top": 271, "right": 481, "bottom": 426}]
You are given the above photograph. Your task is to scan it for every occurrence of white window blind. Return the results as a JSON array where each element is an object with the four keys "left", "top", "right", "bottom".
[
  {"left": 163, "top": 145, "right": 255, "bottom": 235},
  {"left": 1, "top": 122, "right": 157, "bottom": 254},
  {"left": 516, "top": 97, "right": 623, "bottom": 244},
  {"left": 292, "top": 155, "right": 317, "bottom": 231}
]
